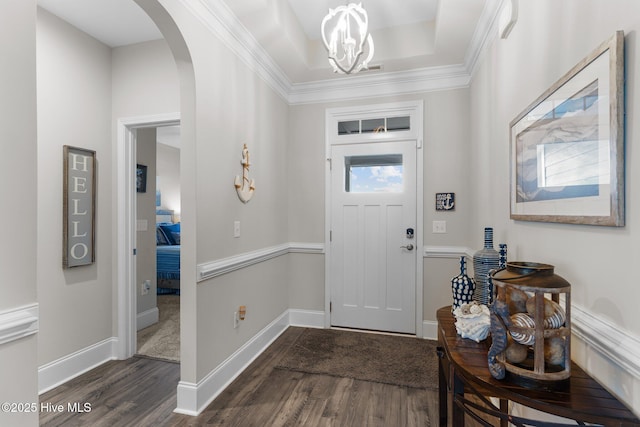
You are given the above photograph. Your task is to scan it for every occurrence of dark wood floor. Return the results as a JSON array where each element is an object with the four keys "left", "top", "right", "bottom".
[{"left": 40, "top": 327, "right": 439, "bottom": 426}]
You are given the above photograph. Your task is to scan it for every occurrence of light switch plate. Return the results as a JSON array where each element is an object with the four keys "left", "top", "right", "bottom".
[{"left": 432, "top": 220, "right": 447, "bottom": 233}]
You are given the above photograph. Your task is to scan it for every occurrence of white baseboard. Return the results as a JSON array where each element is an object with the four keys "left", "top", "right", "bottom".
[
  {"left": 289, "top": 309, "right": 325, "bottom": 328},
  {"left": 175, "top": 310, "right": 290, "bottom": 416},
  {"left": 137, "top": 307, "right": 159, "bottom": 331},
  {"left": 422, "top": 320, "right": 438, "bottom": 341},
  {"left": 38, "top": 302, "right": 640, "bottom": 418},
  {"left": 38, "top": 337, "right": 117, "bottom": 394}
]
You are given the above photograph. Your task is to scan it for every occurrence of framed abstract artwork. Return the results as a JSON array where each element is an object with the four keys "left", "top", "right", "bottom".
[
  {"left": 510, "top": 31, "right": 624, "bottom": 226},
  {"left": 136, "top": 164, "right": 147, "bottom": 193}
]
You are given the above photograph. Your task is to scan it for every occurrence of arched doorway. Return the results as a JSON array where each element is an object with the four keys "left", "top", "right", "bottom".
[{"left": 115, "top": 1, "right": 196, "bottom": 416}]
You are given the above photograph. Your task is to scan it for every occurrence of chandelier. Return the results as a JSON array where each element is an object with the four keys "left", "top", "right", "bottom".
[{"left": 320, "top": 3, "right": 375, "bottom": 74}]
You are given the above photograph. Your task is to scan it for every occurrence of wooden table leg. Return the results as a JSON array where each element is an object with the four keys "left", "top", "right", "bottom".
[
  {"left": 438, "top": 348, "right": 448, "bottom": 426},
  {"left": 500, "top": 399, "right": 508, "bottom": 427},
  {"left": 452, "top": 369, "right": 465, "bottom": 427}
]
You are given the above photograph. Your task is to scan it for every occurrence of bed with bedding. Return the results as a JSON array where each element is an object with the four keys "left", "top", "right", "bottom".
[{"left": 156, "top": 210, "right": 180, "bottom": 292}]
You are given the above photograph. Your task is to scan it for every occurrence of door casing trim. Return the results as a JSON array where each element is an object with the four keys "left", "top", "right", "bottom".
[
  {"left": 116, "top": 112, "right": 180, "bottom": 359},
  {"left": 324, "top": 100, "right": 424, "bottom": 337}
]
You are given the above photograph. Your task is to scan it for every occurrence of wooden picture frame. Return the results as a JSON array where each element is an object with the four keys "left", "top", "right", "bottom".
[
  {"left": 63, "top": 145, "right": 96, "bottom": 268},
  {"left": 136, "top": 164, "right": 147, "bottom": 193},
  {"left": 510, "top": 31, "right": 624, "bottom": 226}
]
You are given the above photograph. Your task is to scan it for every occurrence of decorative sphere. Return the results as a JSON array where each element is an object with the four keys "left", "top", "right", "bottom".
[
  {"left": 544, "top": 337, "right": 565, "bottom": 366},
  {"left": 505, "top": 336, "right": 528, "bottom": 364}
]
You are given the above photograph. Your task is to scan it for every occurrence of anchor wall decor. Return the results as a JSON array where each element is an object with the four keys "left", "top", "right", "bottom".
[{"left": 234, "top": 144, "right": 255, "bottom": 203}]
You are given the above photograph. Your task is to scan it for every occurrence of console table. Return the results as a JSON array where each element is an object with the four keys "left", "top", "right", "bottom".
[{"left": 437, "top": 306, "right": 640, "bottom": 426}]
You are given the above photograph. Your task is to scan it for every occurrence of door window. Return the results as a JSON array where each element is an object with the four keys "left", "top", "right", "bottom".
[{"left": 345, "top": 154, "right": 403, "bottom": 193}]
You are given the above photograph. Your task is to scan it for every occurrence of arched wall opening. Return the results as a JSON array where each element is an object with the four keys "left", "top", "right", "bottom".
[{"left": 114, "top": 0, "right": 197, "bottom": 401}]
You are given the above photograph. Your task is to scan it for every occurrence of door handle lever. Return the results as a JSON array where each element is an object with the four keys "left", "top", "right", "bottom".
[{"left": 400, "top": 244, "right": 414, "bottom": 251}]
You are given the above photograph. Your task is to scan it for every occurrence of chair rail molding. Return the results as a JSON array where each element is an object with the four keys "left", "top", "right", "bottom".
[
  {"left": 0, "top": 303, "right": 38, "bottom": 346},
  {"left": 423, "top": 245, "right": 474, "bottom": 259},
  {"left": 197, "top": 242, "right": 324, "bottom": 282},
  {"left": 572, "top": 302, "right": 640, "bottom": 380}
]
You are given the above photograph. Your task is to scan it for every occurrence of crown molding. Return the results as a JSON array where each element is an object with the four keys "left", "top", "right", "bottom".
[
  {"left": 184, "top": 0, "right": 292, "bottom": 102},
  {"left": 288, "top": 65, "right": 472, "bottom": 105},
  {"left": 464, "top": 0, "right": 503, "bottom": 76},
  {"left": 183, "top": 0, "right": 502, "bottom": 105}
]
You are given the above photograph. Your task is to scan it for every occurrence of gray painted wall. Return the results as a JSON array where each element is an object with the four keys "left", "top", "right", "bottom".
[
  {"left": 469, "top": 0, "right": 640, "bottom": 413},
  {"left": 0, "top": 1, "right": 38, "bottom": 425},
  {"left": 1, "top": 0, "right": 635, "bottom": 421},
  {"left": 287, "top": 90, "right": 473, "bottom": 319},
  {"left": 136, "top": 128, "right": 158, "bottom": 317},
  {"left": 36, "top": 8, "right": 113, "bottom": 366},
  {"left": 157, "top": 142, "right": 180, "bottom": 216}
]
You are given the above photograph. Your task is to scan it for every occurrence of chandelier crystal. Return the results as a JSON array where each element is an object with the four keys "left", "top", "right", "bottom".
[{"left": 320, "top": 3, "right": 374, "bottom": 74}]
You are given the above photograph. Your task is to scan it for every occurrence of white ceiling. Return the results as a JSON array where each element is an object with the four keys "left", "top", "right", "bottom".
[
  {"left": 287, "top": 0, "right": 439, "bottom": 41},
  {"left": 157, "top": 125, "right": 181, "bottom": 150},
  {"left": 37, "top": 0, "right": 496, "bottom": 148},
  {"left": 37, "top": 0, "right": 490, "bottom": 83},
  {"left": 37, "top": 0, "right": 162, "bottom": 47}
]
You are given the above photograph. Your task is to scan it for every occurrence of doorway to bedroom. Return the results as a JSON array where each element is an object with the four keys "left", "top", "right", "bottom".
[{"left": 134, "top": 124, "right": 182, "bottom": 363}]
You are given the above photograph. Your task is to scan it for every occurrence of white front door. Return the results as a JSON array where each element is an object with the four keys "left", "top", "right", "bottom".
[{"left": 330, "top": 140, "right": 417, "bottom": 334}]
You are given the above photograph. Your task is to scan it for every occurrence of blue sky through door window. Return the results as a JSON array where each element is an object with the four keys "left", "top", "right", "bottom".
[{"left": 345, "top": 154, "right": 403, "bottom": 193}]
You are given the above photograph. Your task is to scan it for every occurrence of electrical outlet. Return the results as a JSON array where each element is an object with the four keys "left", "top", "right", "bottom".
[
  {"left": 234, "top": 221, "right": 241, "bottom": 238},
  {"left": 141, "top": 280, "right": 150, "bottom": 296}
]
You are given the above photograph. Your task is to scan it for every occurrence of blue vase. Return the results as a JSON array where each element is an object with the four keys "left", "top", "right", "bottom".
[
  {"left": 473, "top": 227, "right": 500, "bottom": 305},
  {"left": 451, "top": 256, "right": 475, "bottom": 311}
]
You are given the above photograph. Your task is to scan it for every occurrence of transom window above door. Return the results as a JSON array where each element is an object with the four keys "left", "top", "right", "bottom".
[{"left": 338, "top": 116, "right": 410, "bottom": 135}]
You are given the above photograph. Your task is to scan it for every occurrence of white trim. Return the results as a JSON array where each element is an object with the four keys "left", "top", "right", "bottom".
[
  {"left": 289, "top": 65, "right": 471, "bottom": 105},
  {"left": 325, "top": 100, "right": 425, "bottom": 336},
  {"left": 423, "top": 245, "right": 474, "bottom": 259},
  {"left": 0, "top": 303, "right": 38, "bottom": 346},
  {"left": 572, "top": 302, "right": 640, "bottom": 380},
  {"left": 415, "top": 101, "right": 425, "bottom": 338},
  {"left": 288, "top": 242, "right": 325, "bottom": 254},
  {"left": 289, "top": 310, "right": 325, "bottom": 329},
  {"left": 177, "top": 0, "right": 501, "bottom": 106},
  {"left": 34, "top": 303, "right": 640, "bottom": 418},
  {"left": 423, "top": 302, "right": 640, "bottom": 381},
  {"left": 197, "top": 244, "right": 290, "bottom": 282},
  {"left": 38, "top": 338, "right": 117, "bottom": 394},
  {"left": 464, "top": 0, "right": 503, "bottom": 77},
  {"left": 116, "top": 113, "right": 181, "bottom": 360},
  {"left": 197, "top": 242, "right": 324, "bottom": 282},
  {"left": 137, "top": 307, "right": 159, "bottom": 331},
  {"left": 175, "top": 310, "right": 290, "bottom": 415},
  {"left": 182, "top": 0, "right": 291, "bottom": 102},
  {"left": 422, "top": 320, "right": 438, "bottom": 341}
]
